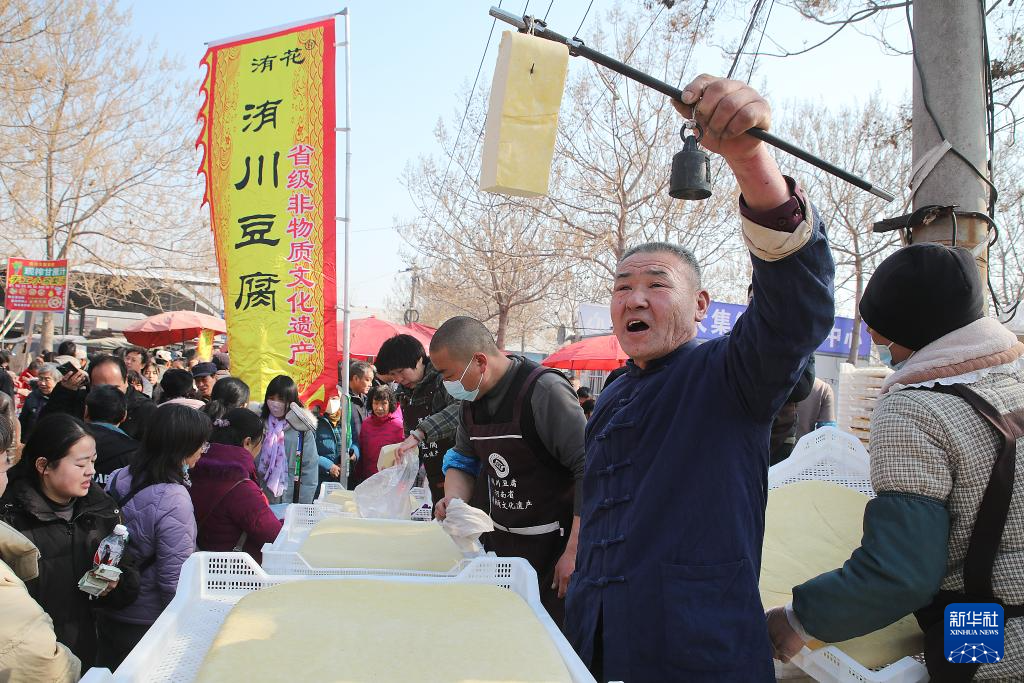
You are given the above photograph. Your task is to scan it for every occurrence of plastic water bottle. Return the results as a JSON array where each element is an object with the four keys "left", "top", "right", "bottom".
[{"left": 93, "top": 524, "right": 129, "bottom": 568}]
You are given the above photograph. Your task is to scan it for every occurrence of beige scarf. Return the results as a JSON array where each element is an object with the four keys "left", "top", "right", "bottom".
[{"left": 881, "top": 317, "right": 1024, "bottom": 395}]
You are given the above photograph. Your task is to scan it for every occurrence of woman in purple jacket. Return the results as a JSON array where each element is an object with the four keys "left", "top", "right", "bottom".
[
  {"left": 189, "top": 407, "right": 282, "bottom": 562},
  {"left": 99, "top": 403, "right": 211, "bottom": 669}
]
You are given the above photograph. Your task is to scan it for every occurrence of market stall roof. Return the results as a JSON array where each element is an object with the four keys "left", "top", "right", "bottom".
[
  {"left": 81, "top": 335, "right": 128, "bottom": 351},
  {"left": 541, "top": 334, "right": 628, "bottom": 371},
  {"left": 123, "top": 311, "right": 226, "bottom": 348}
]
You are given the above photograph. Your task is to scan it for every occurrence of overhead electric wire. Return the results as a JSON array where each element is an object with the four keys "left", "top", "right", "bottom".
[
  {"left": 746, "top": 0, "right": 776, "bottom": 82},
  {"left": 423, "top": 0, "right": 505, "bottom": 230},
  {"left": 676, "top": 0, "right": 710, "bottom": 86},
  {"left": 559, "top": 2, "right": 673, "bottom": 154},
  {"left": 574, "top": 0, "right": 595, "bottom": 38},
  {"left": 543, "top": 0, "right": 554, "bottom": 23},
  {"left": 726, "top": 0, "right": 767, "bottom": 80},
  {"left": 623, "top": 4, "right": 666, "bottom": 64}
]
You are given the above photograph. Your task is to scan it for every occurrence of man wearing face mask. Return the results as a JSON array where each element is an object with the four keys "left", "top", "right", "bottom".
[
  {"left": 429, "top": 316, "right": 586, "bottom": 627},
  {"left": 767, "top": 242, "right": 1024, "bottom": 681}
]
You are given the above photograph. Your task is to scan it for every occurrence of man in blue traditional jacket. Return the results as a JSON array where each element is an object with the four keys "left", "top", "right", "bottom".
[{"left": 563, "top": 74, "right": 836, "bottom": 682}]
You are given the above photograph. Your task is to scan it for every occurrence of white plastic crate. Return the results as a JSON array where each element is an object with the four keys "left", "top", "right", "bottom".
[
  {"left": 274, "top": 503, "right": 353, "bottom": 546},
  {"left": 262, "top": 506, "right": 476, "bottom": 576},
  {"left": 82, "top": 552, "right": 594, "bottom": 683},
  {"left": 769, "top": 428, "right": 927, "bottom": 683},
  {"left": 768, "top": 426, "right": 874, "bottom": 497},
  {"left": 315, "top": 480, "right": 346, "bottom": 505},
  {"left": 316, "top": 481, "right": 433, "bottom": 521},
  {"left": 786, "top": 649, "right": 927, "bottom": 683}
]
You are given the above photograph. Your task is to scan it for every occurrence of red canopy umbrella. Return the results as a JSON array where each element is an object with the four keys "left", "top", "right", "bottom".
[
  {"left": 123, "top": 311, "right": 227, "bottom": 348},
  {"left": 406, "top": 321, "right": 438, "bottom": 338},
  {"left": 339, "top": 316, "right": 434, "bottom": 360},
  {"left": 542, "top": 335, "right": 628, "bottom": 371}
]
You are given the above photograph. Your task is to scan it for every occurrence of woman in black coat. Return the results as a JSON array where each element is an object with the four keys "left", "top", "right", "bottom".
[{"left": 0, "top": 413, "right": 140, "bottom": 668}]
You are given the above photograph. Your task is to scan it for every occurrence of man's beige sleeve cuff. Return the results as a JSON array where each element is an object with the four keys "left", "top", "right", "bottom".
[{"left": 741, "top": 206, "right": 814, "bottom": 262}]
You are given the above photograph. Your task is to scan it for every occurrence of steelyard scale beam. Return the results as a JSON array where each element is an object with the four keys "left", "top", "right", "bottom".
[{"left": 489, "top": 6, "right": 896, "bottom": 203}]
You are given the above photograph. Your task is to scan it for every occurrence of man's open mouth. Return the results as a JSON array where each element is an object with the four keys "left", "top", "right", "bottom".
[{"left": 626, "top": 320, "right": 650, "bottom": 332}]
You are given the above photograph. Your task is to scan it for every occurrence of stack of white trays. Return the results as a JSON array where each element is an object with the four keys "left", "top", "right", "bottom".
[{"left": 836, "top": 363, "right": 891, "bottom": 449}]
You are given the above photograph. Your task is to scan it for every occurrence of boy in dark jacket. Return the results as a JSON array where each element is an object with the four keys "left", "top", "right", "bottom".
[{"left": 84, "top": 386, "right": 138, "bottom": 487}]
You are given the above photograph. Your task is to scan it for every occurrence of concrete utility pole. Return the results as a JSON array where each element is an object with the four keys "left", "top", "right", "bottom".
[
  {"left": 911, "top": 0, "right": 990, "bottom": 276},
  {"left": 403, "top": 265, "right": 420, "bottom": 325}
]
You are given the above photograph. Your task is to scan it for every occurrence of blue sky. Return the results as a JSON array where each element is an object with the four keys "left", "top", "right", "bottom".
[{"left": 128, "top": 1, "right": 910, "bottom": 310}]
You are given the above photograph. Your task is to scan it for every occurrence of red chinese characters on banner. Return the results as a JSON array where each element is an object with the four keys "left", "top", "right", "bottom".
[
  {"left": 285, "top": 143, "right": 318, "bottom": 366},
  {"left": 4, "top": 258, "right": 69, "bottom": 312}
]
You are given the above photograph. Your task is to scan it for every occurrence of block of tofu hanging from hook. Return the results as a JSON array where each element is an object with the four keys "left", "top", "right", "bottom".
[{"left": 479, "top": 31, "right": 569, "bottom": 198}]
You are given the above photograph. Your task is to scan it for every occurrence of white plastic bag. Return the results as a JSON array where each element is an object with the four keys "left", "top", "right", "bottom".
[
  {"left": 354, "top": 454, "right": 418, "bottom": 519},
  {"left": 440, "top": 498, "right": 494, "bottom": 555}
]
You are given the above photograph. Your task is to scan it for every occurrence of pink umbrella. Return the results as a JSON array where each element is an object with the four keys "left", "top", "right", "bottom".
[
  {"left": 338, "top": 316, "right": 433, "bottom": 360},
  {"left": 542, "top": 335, "right": 628, "bottom": 371},
  {"left": 123, "top": 311, "right": 226, "bottom": 348},
  {"left": 406, "top": 321, "right": 438, "bottom": 338}
]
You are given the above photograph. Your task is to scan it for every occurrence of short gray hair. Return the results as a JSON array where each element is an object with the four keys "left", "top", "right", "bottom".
[
  {"left": 350, "top": 360, "right": 374, "bottom": 380},
  {"left": 39, "top": 363, "right": 63, "bottom": 380},
  {"left": 619, "top": 242, "right": 701, "bottom": 286}
]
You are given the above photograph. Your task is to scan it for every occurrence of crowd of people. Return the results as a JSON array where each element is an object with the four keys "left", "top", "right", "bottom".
[
  {"left": 0, "top": 74, "right": 1021, "bottom": 683},
  {"left": 0, "top": 342, "right": 304, "bottom": 677}
]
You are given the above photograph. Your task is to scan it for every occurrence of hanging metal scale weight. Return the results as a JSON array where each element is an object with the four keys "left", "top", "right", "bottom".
[{"left": 669, "top": 122, "right": 712, "bottom": 201}]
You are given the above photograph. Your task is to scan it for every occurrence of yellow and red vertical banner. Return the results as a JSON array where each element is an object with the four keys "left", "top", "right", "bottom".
[
  {"left": 196, "top": 329, "right": 215, "bottom": 361},
  {"left": 198, "top": 18, "right": 337, "bottom": 408}
]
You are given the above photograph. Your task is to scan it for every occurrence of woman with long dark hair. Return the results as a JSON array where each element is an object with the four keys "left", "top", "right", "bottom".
[
  {"left": 189, "top": 408, "right": 281, "bottom": 562},
  {"left": 0, "top": 414, "right": 139, "bottom": 669},
  {"left": 203, "top": 377, "right": 251, "bottom": 422},
  {"left": 255, "top": 375, "right": 318, "bottom": 504},
  {"left": 99, "top": 403, "right": 211, "bottom": 669}
]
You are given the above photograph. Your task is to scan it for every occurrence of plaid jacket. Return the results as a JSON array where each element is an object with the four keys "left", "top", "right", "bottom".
[{"left": 871, "top": 368, "right": 1024, "bottom": 680}]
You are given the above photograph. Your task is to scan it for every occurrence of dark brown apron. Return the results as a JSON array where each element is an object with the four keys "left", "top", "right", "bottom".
[
  {"left": 399, "top": 382, "right": 454, "bottom": 508},
  {"left": 464, "top": 363, "right": 575, "bottom": 626},
  {"left": 914, "top": 383, "right": 1024, "bottom": 681}
]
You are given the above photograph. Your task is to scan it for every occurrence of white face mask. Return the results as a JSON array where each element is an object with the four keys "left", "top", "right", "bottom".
[
  {"left": 267, "top": 399, "right": 287, "bottom": 418},
  {"left": 875, "top": 341, "right": 914, "bottom": 371},
  {"left": 442, "top": 357, "right": 482, "bottom": 402},
  {"left": 327, "top": 397, "right": 341, "bottom": 414}
]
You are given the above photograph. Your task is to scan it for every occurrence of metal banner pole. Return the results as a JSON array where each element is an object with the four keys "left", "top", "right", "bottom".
[{"left": 337, "top": 8, "right": 353, "bottom": 487}]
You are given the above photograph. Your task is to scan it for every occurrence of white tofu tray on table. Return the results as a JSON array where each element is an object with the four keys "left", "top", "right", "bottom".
[
  {"left": 80, "top": 552, "right": 595, "bottom": 683},
  {"left": 768, "top": 427, "right": 927, "bottom": 683},
  {"left": 261, "top": 502, "right": 482, "bottom": 576},
  {"left": 316, "top": 480, "right": 434, "bottom": 521}
]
